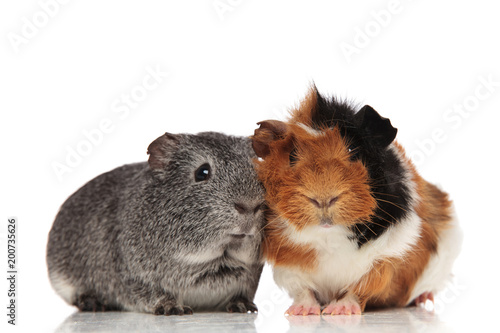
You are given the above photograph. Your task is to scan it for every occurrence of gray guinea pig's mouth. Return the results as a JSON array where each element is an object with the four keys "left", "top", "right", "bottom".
[{"left": 229, "top": 234, "right": 250, "bottom": 239}]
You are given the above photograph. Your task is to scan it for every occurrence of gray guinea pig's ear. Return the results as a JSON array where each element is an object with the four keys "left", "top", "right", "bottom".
[{"left": 147, "top": 133, "right": 180, "bottom": 170}]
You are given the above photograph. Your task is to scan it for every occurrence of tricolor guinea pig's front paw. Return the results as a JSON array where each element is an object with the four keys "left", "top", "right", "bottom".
[
  {"left": 412, "top": 291, "right": 434, "bottom": 306},
  {"left": 285, "top": 303, "right": 322, "bottom": 316},
  {"left": 321, "top": 294, "right": 361, "bottom": 316}
]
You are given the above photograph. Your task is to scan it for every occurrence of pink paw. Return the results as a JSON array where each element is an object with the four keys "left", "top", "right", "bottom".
[
  {"left": 285, "top": 304, "right": 321, "bottom": 316},
  {"left": 414, "top": 292, "right": 434, "bottom": 306},
  {"left": 322, "top": 298, "right": 361, "bottom": 316}
]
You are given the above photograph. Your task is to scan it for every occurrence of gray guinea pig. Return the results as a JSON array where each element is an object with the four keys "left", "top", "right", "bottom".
[{"left": 46, "top": 132, "right": 265, "bottom": 315}]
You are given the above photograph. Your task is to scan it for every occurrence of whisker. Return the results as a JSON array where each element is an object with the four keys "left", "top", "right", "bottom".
[
  {"left": 376, "top": 198, "right": 408, "bottom": 213},
  {"left": 372, "top": 215, "right": 395, "bottom": 227},
  {"left": 353, "top": 224, "right": 370, "bottom": 244},
  {"left": 370, "top": 181, "right": 406, "bottom": 187},
  {"left": 361, "top": 222, "right": 377, "bottom": 236},
  {"left": 257, "top": 219, "right": 278, "bottom": 234},
  {"left": 365, "top": 220, "right": 390, "bottom": 229},
  {"left": 371, "top": 191, "right": 400, "bottom": 198},
  {"left": 375, "top": 206, "right": 399, "bottom": 223}
]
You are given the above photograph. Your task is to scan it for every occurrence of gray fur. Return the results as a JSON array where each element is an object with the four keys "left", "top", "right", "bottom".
[{"left": 46, "top": 132, "right": 265, "bottom": 315}]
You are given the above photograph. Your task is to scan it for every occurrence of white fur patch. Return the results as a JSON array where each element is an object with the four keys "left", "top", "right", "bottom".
[
  {"left": 180, "top": 231, "right": 258, "bottom": 266},
  {"left": 49, "top": 272, "right": 76, "bottom": 304},
  {"left": 274, "top": 208, "right": 422, "bottom": 304},
  {"left": 297, "top": 123, "right": 324, "bottom": 136},
  {"left": 182, "top": 249, "right": 225, "bottom": 265},
  {"left": 407, "top": 208, "right": 463, "bottom": 304}
]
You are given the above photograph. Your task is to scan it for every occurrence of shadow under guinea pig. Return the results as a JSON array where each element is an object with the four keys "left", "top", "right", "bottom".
[{"left": 55, "top": 311, "right": 258, "bottom": 333}]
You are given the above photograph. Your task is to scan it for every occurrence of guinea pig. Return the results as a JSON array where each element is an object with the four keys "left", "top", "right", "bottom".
[
  {"left": 251, "top": 86, "right": 462, "bottom": 315},
  {"left": 47, "top": 131, "right": 265, "bottom": 315}
]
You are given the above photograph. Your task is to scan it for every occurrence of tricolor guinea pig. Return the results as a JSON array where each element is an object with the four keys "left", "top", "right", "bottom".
[{"left": 251, "top": 87, "right": 462, "bottom": 315}]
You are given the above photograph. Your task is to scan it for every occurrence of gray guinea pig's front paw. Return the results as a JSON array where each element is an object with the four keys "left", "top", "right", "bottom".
[
  {"left": 74, "top": 293, "right": 121, "bottom": 312},
  {"left": 153, "top": 296, "right": 193, "bottom": 316},
  {"left": 226, "top": 296, "right": 258, "bottom": 313},
  {"left": 153, "top": 304, "right": 193, "bottom": 316}
]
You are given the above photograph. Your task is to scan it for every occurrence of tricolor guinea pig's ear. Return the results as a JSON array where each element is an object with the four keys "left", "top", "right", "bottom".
[
  {"left": 251, "top": 120, "right": 288, "bottom": 158},
  {"left": 147, "top": 133, "right": 180, "bottom": 170},
  {"left": 354, "top": 105, "right": 397, "bottom": 148}
]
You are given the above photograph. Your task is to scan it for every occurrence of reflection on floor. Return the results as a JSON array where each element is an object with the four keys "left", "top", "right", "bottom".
[{"left": 54, "top": 306, "right": 453, "bottom": 333}]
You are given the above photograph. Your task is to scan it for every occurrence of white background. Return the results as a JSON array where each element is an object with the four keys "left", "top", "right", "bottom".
[{"left": 1, "top": 0, "right": 499, "bottom": 332}]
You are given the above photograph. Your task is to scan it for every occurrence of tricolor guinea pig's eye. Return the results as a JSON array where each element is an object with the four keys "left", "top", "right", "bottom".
[
  {"left": 194, "top": 163, "right": 211, "bottom": 182},
  {"left": 289, "top": 149, "right": 298, "bottom": 166}
]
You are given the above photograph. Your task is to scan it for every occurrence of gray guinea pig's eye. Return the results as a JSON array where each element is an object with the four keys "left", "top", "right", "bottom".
[{"left": 194, "top": 163, "right": 211, "bottom": 182}]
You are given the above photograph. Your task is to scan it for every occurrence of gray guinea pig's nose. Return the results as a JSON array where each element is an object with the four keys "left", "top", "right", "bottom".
[{"left": 234, "top": 202, "right": 264, "bottom": 215}]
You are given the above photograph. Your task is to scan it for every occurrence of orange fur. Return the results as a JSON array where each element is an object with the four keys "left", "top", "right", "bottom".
[
  {"left": 262, "top": 213, "right": 319, "bottom": 272},
  {"left": 289, "top": 86, "right": 318, "bottom": 125}
]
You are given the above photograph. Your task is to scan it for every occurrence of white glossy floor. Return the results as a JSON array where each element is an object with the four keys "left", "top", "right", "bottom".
[
  {"left": 54, "top": 307, "right": 452, "bottom": 333},
  {"left": 23, "top": 266, "right": 491, "bottom": 333}
]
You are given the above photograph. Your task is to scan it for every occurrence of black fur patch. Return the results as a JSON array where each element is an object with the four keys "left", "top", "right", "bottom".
[{"left": 309, "top": 91, "right": 411, "bottom": 247}]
